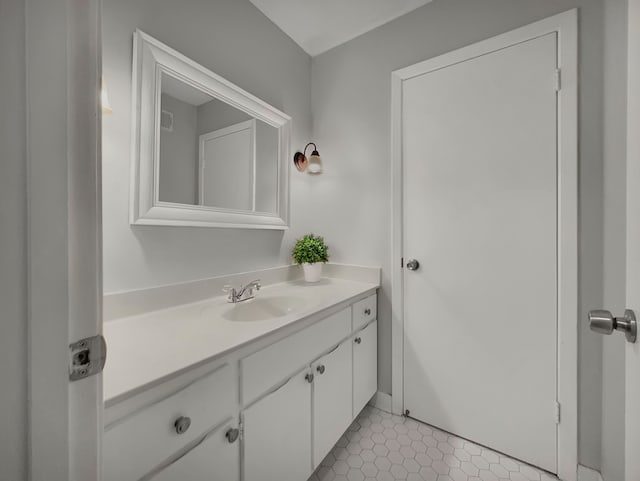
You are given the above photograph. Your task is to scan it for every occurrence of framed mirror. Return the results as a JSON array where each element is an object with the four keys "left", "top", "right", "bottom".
[{"left": 130, "top": 30, "right": 291, "bottom": 229}]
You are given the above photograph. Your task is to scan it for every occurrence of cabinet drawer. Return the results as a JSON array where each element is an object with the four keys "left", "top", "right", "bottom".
[
  {"left": 141, "top": 418, "right": 239, "bottom": 481},
  {"left": 241, "top": 308, "right": 351, "bottom": 405},
  {"left": 103, "top": 364, "right": 235, "bottom": 481},
  {"left": 352, "top": 294, "right": 377, "bottom": 330}
]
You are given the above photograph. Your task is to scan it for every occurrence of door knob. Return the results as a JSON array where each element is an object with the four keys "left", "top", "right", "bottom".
[
  {"left": 406, "top": 259, "right": 420, "bottom": 271},
  {"left": 588, "top": 309, "right": 637, "bottom": 343}
]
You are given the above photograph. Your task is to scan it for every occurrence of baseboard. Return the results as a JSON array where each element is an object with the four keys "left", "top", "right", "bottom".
[
  {"left": 578, "top": 465, "right": 603, "bottom": 481},
  {"left": 369, "top": 391, "right": 392, "bottom": 413}
]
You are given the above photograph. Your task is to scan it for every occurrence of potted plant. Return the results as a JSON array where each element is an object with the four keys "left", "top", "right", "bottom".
[{"left": 292, "top": 234, "right": 329, "bottom": 282}]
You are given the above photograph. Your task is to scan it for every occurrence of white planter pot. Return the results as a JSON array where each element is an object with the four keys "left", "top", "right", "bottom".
[{"left": 302, "top": 263, "right": 323, "bottom": 282}]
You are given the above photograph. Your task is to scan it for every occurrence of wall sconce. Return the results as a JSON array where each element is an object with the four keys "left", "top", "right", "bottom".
[{"left": 293, "top": 142, "right": 323, "bottom": 174}]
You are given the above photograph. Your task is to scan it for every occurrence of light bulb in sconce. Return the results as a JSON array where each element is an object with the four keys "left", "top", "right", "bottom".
[
  {"left": 101, "top": 77, "right": 113, "bottom": 114},
  {"left": 293, "top": 142, "right": 323, "bottom": 174}
]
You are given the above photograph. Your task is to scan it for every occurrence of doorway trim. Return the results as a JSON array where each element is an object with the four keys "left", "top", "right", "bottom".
[
  {"left": 390, "top": 10, "right": 578, "bottom": 481},
  {"left": 27, "top": 0, "right": 103, "bottom": 479}
]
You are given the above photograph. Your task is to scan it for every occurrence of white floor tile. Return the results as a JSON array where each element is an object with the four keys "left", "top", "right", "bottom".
[{"left": 309, "top": 406, "right": 558, "bottom": 481}]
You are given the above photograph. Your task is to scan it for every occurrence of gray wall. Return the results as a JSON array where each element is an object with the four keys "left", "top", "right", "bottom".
[
  {"left": 158, "top": 94, "right": 198, "bottom": 205},
  {"left": 309, "top": 0, "right": 605, "bottom": 469},
  {"left": 601, "top": 0, "right": 628, "bottom": 480},
  {"left": 0, "top": 0, "right": 28, "bottom": 479},
  {"left": 102, "top": 0, "right": 312, "bottom": 293}
]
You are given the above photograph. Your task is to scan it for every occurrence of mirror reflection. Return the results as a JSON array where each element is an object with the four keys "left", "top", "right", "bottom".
[{"left": 158, "top": 72, "right": 279, "bottom": 214}]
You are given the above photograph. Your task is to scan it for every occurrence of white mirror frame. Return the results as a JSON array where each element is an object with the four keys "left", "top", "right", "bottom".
[{"left": 130, "top": 30, "right": 291, "bottom": 229}]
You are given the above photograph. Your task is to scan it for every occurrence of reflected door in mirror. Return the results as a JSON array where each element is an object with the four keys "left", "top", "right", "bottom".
[{"left": 157, "top": 71, "right": 280, "bottom": 214}]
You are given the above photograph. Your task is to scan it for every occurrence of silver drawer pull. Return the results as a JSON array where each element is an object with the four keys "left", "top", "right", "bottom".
[
  {"left": 316, "top": 364, "right": 325, "bottom": 375},
  {"left": 364, "top": 308, "right": 371, "bottom": 316},
  {"left": 225, "top": 427, "right": 239, "bottom": 443},
  {"left": 174, "top": 416, "right": 191, "bottom": 435},
  {"left": 305, "top": 373, "right": 314, "bottom": 383},
  {"left": 354, "top": 337, "right": 362, "bottom": 344}
]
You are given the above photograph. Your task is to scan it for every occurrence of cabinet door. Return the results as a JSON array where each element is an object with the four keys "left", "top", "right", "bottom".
[
  {"left": 145, "top": 419, "right": 239, "bottom": 481},
  {"left": 312, "top": 339, "right": 353, "bottom": 468},
  {"left": 353, "top": 320, "right": 378, "bottom": 417},
  {"left": 242, "top": 368, "right": 312, "bottom": 481}
]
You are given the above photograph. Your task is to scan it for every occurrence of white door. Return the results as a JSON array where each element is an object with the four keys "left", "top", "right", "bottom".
[
  {"left": 312, "top": 340, "right": 353, "bottom": 469},
  {"left": 626, "top": 0, "right": 640, "bottom": 478},
  {"left": 27, "top": 1, "right": 103, "bottom": 480},
  {"left": 242, "top": 368, "right": 312, "bottom": 481},
  {"left": 402, "top": 33, "right": 559, "bottom": 471},
  {"left": 199, "top": 119, "right": 255, "bottom": 210}
]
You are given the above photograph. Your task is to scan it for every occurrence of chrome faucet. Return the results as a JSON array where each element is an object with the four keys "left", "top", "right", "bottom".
[{"left": 223, "top": 279, "right": 261, "bottom": 303}]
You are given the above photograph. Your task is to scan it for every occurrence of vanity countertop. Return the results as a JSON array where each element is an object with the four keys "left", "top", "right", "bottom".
[{"left": 103, "top": 277, "right": 378, "bottom": 405}]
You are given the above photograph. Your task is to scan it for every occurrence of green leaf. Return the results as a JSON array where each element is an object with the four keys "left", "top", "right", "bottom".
[{"left": 292, "top": 233, "right": 329, "bottom": 265}]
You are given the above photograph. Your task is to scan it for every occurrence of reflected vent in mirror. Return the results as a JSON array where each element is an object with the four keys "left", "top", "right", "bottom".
[{"left": 160, "top": 109, "right": 174, "bottom": 132}]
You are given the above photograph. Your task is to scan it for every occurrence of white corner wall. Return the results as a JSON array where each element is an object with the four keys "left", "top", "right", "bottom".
[
  {"left": 0, "top": 0, "right": 28, "bottom": 479},
  {"left": 102, "top": 0, "right": 312, "bottom": 294},
  {"left": 309, "top": 0, "right": 605, "bottom": 470}
]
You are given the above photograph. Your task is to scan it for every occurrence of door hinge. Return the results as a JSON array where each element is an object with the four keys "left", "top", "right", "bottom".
[
  {"left": 554, "top": 401, "right": 561, "bottom": 424},
  {"left": 554, "top": 69, "right": 562, "bottom": 91},
  {"left": 239, "top": 419, "right": 244, "bottom": 441},
  {"left": 401, "top": 257, "right": 404, "bottom": 268},
  {"left": 69, "top": 334, "right": 107, "bottom": 381}
]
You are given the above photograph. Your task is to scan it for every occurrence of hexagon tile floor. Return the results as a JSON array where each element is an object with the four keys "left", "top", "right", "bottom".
[{"left": 308, "top": 405, "right": 558, "bottom": 481}]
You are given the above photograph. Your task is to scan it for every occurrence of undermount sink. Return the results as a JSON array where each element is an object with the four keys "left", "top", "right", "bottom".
[{"left": 221, "top": 295, "right": 307, "bottom": 322}]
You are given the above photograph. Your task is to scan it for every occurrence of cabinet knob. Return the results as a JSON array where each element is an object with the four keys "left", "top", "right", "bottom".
[
  {"left": 316, "top": 364, "right": 325, "bottom": 374},
  {"left": 225, "top": 427, "right": 240, "bottom": 443},
  {"left": 364, "top": 308, "right": 371, "bottom": 316},
  {"left": 305, "top": 373, "right": 314, "bottom": 383},
  {"left": 354, "top": 337, "right": 362, "bottom": 344},
  {"left": 174, "top": 416, "right": 191, "bottom": 435}
]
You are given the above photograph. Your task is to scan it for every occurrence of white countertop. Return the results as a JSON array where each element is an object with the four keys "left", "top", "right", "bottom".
[{"left": 103, "top": 277, "right": 378, "bottom": 405}]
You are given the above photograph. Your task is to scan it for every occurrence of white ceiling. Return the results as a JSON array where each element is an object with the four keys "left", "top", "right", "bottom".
[{"left": 248, "top": 0, "right": 433, "bottom": 56}]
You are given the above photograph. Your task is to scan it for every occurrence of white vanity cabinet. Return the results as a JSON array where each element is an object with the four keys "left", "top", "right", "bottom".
[
  {"left": 104, "top": 289, "right": 377, "bottom": 481},
  {"left": 312, "top": 338, "right": 354, "bottom": 468},
  {"left": 353, "top": 319, "right": 378, "bottom": 418}
]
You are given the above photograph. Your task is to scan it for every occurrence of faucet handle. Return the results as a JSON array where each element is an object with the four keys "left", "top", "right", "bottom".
[
  {"left": 247, "top": 279, "right": 261, "bottom": 290},
  {"left": 222, "top": 285, "right": 235, "bottom": 293}
]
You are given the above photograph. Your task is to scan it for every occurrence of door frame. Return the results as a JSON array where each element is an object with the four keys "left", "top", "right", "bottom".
[
  {"left": 626, "top": 0, "right": 640, "bottom": 479},
  {"left": 198, "top": 119, "right": 256, "bottom": 208},
  {"left": 390, "top": 10, "right": 578, "bottom": 481},
  {"left": 27, "top": 0, "right": 103, "bottom": 480}
]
